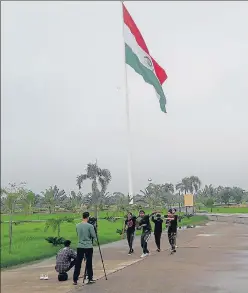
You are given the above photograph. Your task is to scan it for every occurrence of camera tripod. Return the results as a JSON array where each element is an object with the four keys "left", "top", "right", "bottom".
[{"left": 83, "top": 227, "right": 107, "bottom": 283}]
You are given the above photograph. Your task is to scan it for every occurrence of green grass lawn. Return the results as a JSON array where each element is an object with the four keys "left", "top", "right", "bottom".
[
  {"left": 1, "top": 213, "right": 208, "bottom": 269},
  {"left": 201, "top": 207, "right": 248, "bottom": 213},
  {"left": 1, "top": 218, "right": 124, "bottom": 268},
  {"left": 0, "top": 210, "right": 168, "bottom": 222},
  {"left": 178, "top": 215, "right": 207, "bottom": 226},
  {"left": 0, "top": 212, "right": 80, "bottom": 222}
]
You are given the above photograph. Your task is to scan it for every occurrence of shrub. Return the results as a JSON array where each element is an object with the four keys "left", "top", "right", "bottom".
[
  {"left": 104, "top": 216, "right": 117, "bottom": 222},
  {"left": 116, "top": 229, "right": 124, "bottom": 235},
  {"left": 45, "top": 237, "right": 66, "bottom": 246}
]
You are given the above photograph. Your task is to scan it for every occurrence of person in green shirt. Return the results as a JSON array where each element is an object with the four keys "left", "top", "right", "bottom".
[{"left": 73, "top": 211, "right": 96, "bottom": 285}]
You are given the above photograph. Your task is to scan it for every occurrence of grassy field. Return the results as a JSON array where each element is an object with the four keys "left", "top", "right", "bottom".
[
  {"left": 1, "top": 218, "right": 124, "bottom": 268},
  {"left": 0, "top": 209, "right": 167, "bottom": 222},
  {"left": 201, "top": 207, "right": 248, "bottom": 213},
  {"left": 1, "top": 212, "right": 85, "bottom": 222},
  {"left": 1, "top": 212, "right": 208, "bottom": 269}
]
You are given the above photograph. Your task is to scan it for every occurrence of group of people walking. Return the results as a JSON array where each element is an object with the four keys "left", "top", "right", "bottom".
[{"left": 125, "top": 208, "right": 178, "bottom": 257}]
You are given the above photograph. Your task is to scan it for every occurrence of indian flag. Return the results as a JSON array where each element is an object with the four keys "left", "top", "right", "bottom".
[{"left": 123, "top": 3, "right": 168, "bottom": 113}]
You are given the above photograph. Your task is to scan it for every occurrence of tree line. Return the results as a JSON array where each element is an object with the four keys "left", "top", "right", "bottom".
[
  {"left": 1, "top": 162, "right": 248, "bottom": 218},
  {"left": 1, "top": 162, "right": 248, "bottom": 254}
]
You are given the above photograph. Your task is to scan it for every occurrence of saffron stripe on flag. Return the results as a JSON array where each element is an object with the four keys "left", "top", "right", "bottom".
[{"left": 123, "top": 3, "right": 167, "bottom": 84}]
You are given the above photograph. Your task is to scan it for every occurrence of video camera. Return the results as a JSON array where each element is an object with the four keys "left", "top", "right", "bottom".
[{"left": 88, "top": 216, "right": 97, "bottom": 229}]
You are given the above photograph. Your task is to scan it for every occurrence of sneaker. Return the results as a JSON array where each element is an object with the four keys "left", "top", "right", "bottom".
[
  {"left": 73, "top": 281, "right": 78, "bottom": 285},
  {"left": 156, "top": 249, "right": 160, "bottom": 252},
  {"left": 88, "top": 279, "right": 96, "bottom": 284},
  {"left": 44, "top": 275, "right": 49, "bottom": 280},
  {"left": 131, "top": 249, "right": 134, "bottom": 253},
  {"left": 128, "top": 250, "right": 132, "bottom": 255},
  {"left": 140, "top": 253, "right": 146, "bottom": 258},
  {"left": 40, "top": 274, "right": 44, "bottom": 280}
]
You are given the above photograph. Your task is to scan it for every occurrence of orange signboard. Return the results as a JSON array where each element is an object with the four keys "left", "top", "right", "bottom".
[{"left": 184, "top": 194, "right": 194, "bottom": 207}]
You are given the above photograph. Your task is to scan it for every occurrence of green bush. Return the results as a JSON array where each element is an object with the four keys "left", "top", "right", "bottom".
[{"left": 45, "top": 237, "right": 66, "bottom": 246}]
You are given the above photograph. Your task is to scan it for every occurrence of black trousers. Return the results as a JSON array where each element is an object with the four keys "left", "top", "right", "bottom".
[
  {"left": 73, "top": 248, "right": 93, "bottom": 282},
  {"left": 168, "top": 230, "right": 177, "bottom": 250},
  {"left": 55, "top": 259, "right": 76, "bottom": 273},
  {"left": 154, "top": 232, "right": 162, "bottom": 250},
  {"left": 141, "top": 231, "right": 151, "bottom": 254},
  {"left": 127, "top": 230, "right": 135, "bottom": 251},
  {"left": 68, "top": 259, "right": 76, "bottom": 271}
]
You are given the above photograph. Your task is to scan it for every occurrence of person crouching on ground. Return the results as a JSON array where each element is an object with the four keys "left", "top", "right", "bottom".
[
  {"left": 125, "top": 212, "right": 137, "bottom": 255},
  {"left": 73, "top": 212, "right": 96, "bottom": 285},
  {"left": 55, "top": 240, "right": 77, "bottom": 280},
  {"left": 151, "top": 212, "right": 163, "bottom": 252},
  {"left": 138, "top": 210, "right": 152, "bottom": 258},
  {"left": 167, "top": 208, "right": 178, "bottom": 253}
]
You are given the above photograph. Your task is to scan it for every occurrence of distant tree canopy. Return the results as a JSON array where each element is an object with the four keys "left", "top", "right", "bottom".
[{"left": 1, "top": 172, "right": 247, "bottom": 218}]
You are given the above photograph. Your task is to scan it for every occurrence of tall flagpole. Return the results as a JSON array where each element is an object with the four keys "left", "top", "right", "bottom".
[{"left": 120, "top": 1, "right": 134, "bottom": 205}]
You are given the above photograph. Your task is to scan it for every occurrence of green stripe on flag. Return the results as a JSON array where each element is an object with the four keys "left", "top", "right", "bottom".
[{"left": 125, "top": 44, "right": 166, "bottom": 113}]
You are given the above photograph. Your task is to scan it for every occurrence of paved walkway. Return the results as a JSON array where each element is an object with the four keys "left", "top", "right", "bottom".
[
  {"left": 2, "top": 222, "right": 248, "bottom": 293},
  {"left": 82, "top": 222, "right": 248, "bottom": 293}
]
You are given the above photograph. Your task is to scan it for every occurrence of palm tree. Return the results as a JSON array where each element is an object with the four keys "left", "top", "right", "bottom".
[
  {"left": 176, "top": 177, "right": 192, "bottom": 195},
  {"left": 81, "top": 192, "right": 93, "bottom": 208},
  {"left": 189, "top": 176, "right": 202, "bottom": 194},
  {"left": 160, "top": 183, "right": 175, "bottom": 208},
  {"left": 67, "top": 191, "right": 83, "bottom": 212},
  {"left": 163, "top": 183, "right": 174, "bottom": 194},
  {"left": 206, "top": 184, "right": 215, "bottom": 198},
  {"left": 133, "top": 193, "right": 145, "bottom": 205},
  {"left": 41, "top": 189, "right": 55, "bottom": 214},
  {"left": 41, "top": 186, "right": 66, "bottom": 213},
  {"left": 112, "top": 192, "right": 133, "bottom": 216},
  {"left": 219, "top": 187, "right": 233, "bottom": 205},
  {"left": 33, "top": 194, "right": 44, "bottom": 209},
  {"left": 203, "top": 198, "right": 215, "bottom": 212},
  {"left": 44, "top": 217, "right": 74, "bottom": 237},
  {"left": 104, "top": 192, "right": 116, "bottom": 208},
  {"left": 76, "top": 162, "right": 112, "bottom": 218},
  {"left": 176, "top": 176, "right": 201, "bottom": 195},
  {"left": 138, "top": 183, "right": 162, "bottom": 209},
  {"left": 232, "top": 187, "right": 245, "bottom": 204},
  {"left": 198, "top": 184, "right": 216, "bottom": 201},
  {"left": 176, "top": 177, "right": 200, "bottom": 213},
  {"left": 21, "top": 190, "right": 35, "bottom": 215},
  {"left": 215, "top": 186, "right": 224, "bottom": 204}
]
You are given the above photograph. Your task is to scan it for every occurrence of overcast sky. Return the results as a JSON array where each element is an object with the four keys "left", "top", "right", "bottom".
[{"left": 2, "top": 1, "right": 248, "bottom": 194}]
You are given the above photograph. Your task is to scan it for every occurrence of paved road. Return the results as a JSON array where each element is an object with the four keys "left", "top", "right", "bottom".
[
  {"left": 2, "top": 222, "right": 248, "bottom": 293},
  {"left": 81, "top": 222, "right": 248, "bottom": 293},
  {"left": 197, "top": 212, "right": 248, "bottom": 217}
]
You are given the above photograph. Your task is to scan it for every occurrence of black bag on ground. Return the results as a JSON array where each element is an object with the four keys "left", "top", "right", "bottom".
[{"left": 58, "top": 272, "right": 68, "bottom": 281}]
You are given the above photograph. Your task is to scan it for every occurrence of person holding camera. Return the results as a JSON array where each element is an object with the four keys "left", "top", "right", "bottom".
[
  {"left": 73, "top": 212, "right": 96, "bottom": 285},
  {"left": 151, "top": 212, "right": 164, "bottom": 252}
]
